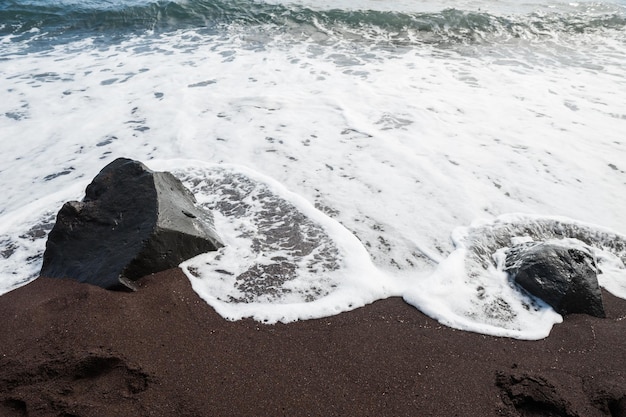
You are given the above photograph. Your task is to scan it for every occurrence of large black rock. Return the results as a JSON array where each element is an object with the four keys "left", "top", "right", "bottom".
[
  {"left": 41, "top": 158, "right": 224, "bottom": 290},
  {"left": 504, "top": 241, "right": 605, "bottom": 318}
]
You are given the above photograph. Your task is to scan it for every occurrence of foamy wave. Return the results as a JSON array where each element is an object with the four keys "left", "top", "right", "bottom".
[
  {"left": 154, "top": 160, "right": 396, "bottom": 323},
  {"left": 1, "top": 160, "right": 625, "bottom": 339},
  {"left": 403, "top": 214, "right": 626, "bottom": 339},
  {"left": 1, "top": 0, "right": 625, "bottom": 339},
  {"left": 161, "top": 164, "right": 626, "bottom": 337}
]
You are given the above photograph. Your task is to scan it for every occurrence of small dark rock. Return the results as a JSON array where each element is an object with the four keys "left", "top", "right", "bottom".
[
  {"left": 40, "top": 158, "right": 223, "bottom": 290},
  {"left": 504, "top": 241, "right": 605, "bottom": 318}
]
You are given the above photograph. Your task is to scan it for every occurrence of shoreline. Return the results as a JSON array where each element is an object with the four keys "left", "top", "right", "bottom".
[{"left": 1, "top": 268, "right": 625, "bottom": 416}]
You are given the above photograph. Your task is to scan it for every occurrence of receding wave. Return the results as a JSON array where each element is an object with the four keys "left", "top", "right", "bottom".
[{"left": 2, "top": 0, "right": 625, "bottom": 48}]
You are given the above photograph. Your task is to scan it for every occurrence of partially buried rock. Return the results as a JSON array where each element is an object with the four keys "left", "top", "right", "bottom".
[
  {"left": 504, "top": 240, "right": 605, "bottom": 318},
  {"left": 41, "top": 158, "right": 224, "bottom": 290}
]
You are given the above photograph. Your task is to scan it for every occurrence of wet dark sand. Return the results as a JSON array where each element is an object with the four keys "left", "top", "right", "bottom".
[{"left": 1, "top": 268, "right": 625, "bottom": 417}]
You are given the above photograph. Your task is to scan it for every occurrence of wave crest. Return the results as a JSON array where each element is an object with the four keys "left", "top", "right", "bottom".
[{"left": 2, "top": 0, "right": 625, "bottom": 50}]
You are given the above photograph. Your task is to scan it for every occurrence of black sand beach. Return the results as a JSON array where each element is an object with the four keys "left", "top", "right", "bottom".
[{"left": 1, "top": 268, "right": 625, "bottom": 417}]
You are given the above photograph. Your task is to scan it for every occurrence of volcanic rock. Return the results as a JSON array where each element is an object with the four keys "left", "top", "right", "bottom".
[
  {"left": 504, "top": 240, "right": 605, "bottom": 317},
  {"left": 40, "top": 157, "right": 223, "bottom": 290}
]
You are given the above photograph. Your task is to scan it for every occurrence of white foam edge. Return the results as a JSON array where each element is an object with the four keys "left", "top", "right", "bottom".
[
  {"left": 402, "top": 247, "right": 564, "bottom": 340},
  {"left": 149, "top": 158, "right": 400, "bottom": 324}
]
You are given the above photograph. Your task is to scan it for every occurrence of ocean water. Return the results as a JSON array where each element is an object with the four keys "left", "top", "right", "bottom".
[{"left": 1, "top": 0, "right": 625, "bottom": 339}]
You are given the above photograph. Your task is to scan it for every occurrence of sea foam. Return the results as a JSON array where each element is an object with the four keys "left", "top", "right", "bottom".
[
  {"left": 1, "top": 0, "right": 625, "bottom": 339},
  {"left": 158, "top": 160, "right": 397, "bottom": 324}
]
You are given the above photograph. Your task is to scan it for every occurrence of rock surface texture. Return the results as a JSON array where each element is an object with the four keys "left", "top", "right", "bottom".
[
  {"left": 504, "top": 240, "right": 605, "bottom": 318},
  {"left": 40, "top": 158, "right": 223, "bottom": 290}
]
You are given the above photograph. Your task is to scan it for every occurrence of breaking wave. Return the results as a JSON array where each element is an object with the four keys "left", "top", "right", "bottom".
[{"left": 2, "top": 0, "right": 625, "bottom": 52}]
